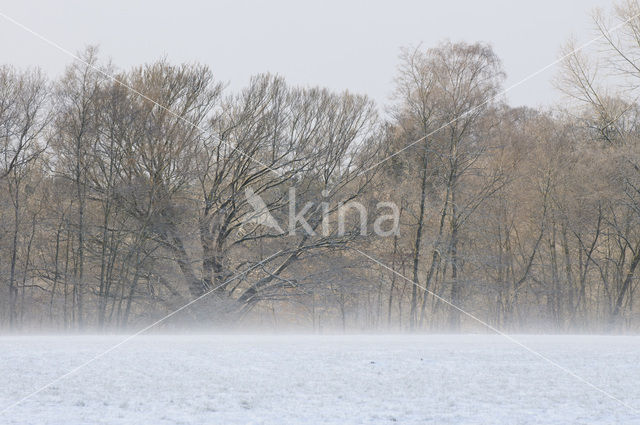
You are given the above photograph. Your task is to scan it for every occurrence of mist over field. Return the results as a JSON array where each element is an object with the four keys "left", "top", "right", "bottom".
[
  {"left": 1, "top": 334, "right": 638, "bottom": 425},
  {"left": 2, "top": 0, "right": 640, "bottom": 424}
]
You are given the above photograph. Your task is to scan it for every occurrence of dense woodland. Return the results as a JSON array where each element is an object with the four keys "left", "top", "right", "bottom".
[{"left": 3, "top": 3, "right": 640, "bottom": 332}]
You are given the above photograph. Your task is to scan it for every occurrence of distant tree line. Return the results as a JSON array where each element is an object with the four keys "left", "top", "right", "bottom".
[{"left": 2, "top": 2, "right": 640, "bottom": 332}]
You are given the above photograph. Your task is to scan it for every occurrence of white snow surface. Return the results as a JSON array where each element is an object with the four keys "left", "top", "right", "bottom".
[{"left": 1, "top": 334, "right": 639, "bottom": 424}]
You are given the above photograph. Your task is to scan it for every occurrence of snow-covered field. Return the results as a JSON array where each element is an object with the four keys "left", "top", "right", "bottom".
[{"left": 0, "top": 334, "right": 639, "bottom": 424}]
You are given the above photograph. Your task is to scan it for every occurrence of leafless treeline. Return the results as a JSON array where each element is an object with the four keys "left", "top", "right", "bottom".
[{"left": 2, "top": 2, "right": 640, "bottom": 332}]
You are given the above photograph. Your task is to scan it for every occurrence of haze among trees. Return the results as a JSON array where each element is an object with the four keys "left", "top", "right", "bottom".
[{"left": 2, "top": 2, "right": 640, "bottom": 332}]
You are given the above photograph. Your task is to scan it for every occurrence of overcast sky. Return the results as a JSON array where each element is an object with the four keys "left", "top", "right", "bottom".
[{"left": 0, "top": 0, "right": 615, "bottom": 110}]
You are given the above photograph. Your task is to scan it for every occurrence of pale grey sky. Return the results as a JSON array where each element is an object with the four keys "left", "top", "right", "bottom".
[{"left": 0, "top": 0, "right": 615, "bottom": 109}]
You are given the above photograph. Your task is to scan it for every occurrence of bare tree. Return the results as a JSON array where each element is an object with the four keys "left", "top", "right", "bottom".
[{"left": 0, "top": 66, "right": 49, "bottom": 328}]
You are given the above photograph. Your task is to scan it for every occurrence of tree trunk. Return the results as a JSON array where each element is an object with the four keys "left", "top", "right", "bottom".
[{"left": 409, "top": 141, "right": 429, "bottom": 330}]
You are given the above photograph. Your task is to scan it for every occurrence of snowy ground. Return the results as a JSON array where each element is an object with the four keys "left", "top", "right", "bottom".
[{"left": 0, "top": 334, "right": 639, "bottom": 424}]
